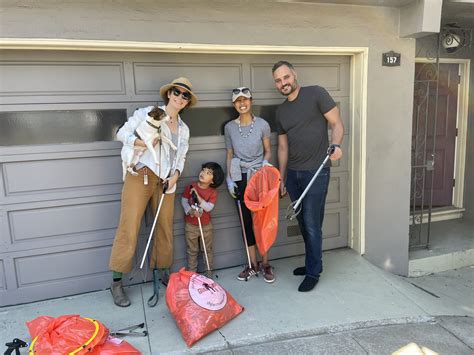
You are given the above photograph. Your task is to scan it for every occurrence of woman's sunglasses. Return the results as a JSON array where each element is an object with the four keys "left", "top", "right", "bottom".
[
  {"left": 171, "top": 87, "right": 192, "bottom": 101},
  {"left": 232, "top": 87, "right": 251, "bottom": 95}
]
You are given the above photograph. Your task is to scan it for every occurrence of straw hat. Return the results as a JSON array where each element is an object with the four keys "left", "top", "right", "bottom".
[{"left": 159, "top": 77, "right": 198, "bottom": 107}]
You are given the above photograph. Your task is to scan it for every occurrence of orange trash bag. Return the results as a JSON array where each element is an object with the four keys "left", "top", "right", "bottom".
[
  {"left": 166, "top": 268, "right": 244, "bottom": 347},
  {"left": 244, "top": 166, "right": 281, "bottom": 255},
  {"left": 27, "top": 314, "right": 141, "bottom": 354}
]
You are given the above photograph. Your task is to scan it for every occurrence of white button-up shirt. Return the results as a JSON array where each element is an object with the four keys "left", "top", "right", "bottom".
[{"left": 118, "top": 105, "right": 190, "bottom": 182}]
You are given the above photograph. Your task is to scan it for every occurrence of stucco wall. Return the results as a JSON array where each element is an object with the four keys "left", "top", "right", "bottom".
[
  {"left": 416, "top": 35, "right": 474, "bottom": 222},
  {"left": 1, "top": 0, "right": 415, "bottom": 275}
]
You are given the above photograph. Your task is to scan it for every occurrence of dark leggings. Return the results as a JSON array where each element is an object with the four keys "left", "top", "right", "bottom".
[{"left": 235, "top": 173, "right": 256, "bottom": 247}]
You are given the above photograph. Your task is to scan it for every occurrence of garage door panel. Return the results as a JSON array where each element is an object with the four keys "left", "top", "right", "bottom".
[
  {"left": 3, "top": 156, "right": 122, "bottom": 196},
  {"left": 328, "top": 136, "right": 350, "bottom": 171},
  {"left": 250, "top": 58, "right": 350, "bottom": 99},
  {"left": 284, "top": 208, "right": 348, "bottom": 248},
  {"left": 14, "top": 246, "right": 111, "bottom": 287},
  {"left": 8, "top": 201, "right": 120, "bottom": 243},
  {"left": 133, "top": 62, "right": 243, "bottom": 101},
  {"left": 0, "top": 61, "right": 125, "bottom": 96},
  {"left": 252, "top": 63, "right": 344, "bottom": 92},
  {"left": 0, "top": 260, "right": 5, "bottom": 290},
  {"left": 333, "top": 98, "right": 350, "bottom": 133},
  {"left": 0, "top": 61, "right": 126, "bottom": 105},
  {"left": 327, "top": 172, "right": 349, "bottom": 208},
  {"left": 323, "top": 208, "right": 349, "bottom": 249}
]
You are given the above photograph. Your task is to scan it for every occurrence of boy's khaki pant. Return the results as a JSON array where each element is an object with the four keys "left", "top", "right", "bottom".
[
  {"left": 185, "top": 222, "right": 214, "bottom": 272},
  {"left": 109, "top": 168, "right": 175, "bottom": 273}
]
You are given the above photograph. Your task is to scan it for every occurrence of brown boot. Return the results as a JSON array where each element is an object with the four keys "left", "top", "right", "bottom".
[{"left": 110, "top": 280, "right": 131, "bottom": 307}]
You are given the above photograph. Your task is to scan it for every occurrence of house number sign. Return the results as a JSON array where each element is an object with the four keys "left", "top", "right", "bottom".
[{"left": 382, "top": 51, "right": 401, "bottom": 66}]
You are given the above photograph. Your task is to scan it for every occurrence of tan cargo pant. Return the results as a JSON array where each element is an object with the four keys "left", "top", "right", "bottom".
[
  {"left": 184, "top": 222, "right": 214, "bottom": 272},
  {"left": 109, "top": 167, "right": 175, "bottom": 273}
]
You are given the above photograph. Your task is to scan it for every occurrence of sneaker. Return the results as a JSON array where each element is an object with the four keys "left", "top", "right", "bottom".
[
  {"left": 237, "top": 265, "right": 257, "bottom": 281},
  {"left": 258, "top": 262, "right": 275, "bottom": 283}
]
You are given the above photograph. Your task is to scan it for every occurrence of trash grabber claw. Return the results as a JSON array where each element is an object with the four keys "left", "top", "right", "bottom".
[
  {"left": 4, "top": 338, "right": 28, "bottom": 355},
  {"left": 147, "top": 268, "right": 160, "bottom": 307},
  {"left": 286, "top": 145, "right": 336, "bottom": 221},
  {"left": 110, "top": 323, "right": 148, "bottom": 337}
]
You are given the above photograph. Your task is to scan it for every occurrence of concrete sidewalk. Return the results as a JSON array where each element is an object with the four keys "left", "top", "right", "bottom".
[{"left": 1, "top": 249, "right": 473, "bottom": 354}]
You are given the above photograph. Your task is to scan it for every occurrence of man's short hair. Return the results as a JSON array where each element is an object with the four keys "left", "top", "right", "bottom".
[{"left": 272, "top": 61, "right": 295, "bottom": 73}]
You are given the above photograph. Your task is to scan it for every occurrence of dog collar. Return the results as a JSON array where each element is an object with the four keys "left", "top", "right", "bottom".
[{"left": 146, "top": 120, "right": 161, "bottom": 130}]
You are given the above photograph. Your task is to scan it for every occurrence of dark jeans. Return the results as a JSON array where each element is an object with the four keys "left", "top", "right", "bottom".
[{"left": 286, "top": 167, "right": 330, "bottom": 279}]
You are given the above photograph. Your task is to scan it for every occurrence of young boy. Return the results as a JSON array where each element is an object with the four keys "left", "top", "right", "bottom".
[{"left": 181, "top": 162, "right": 224, "bottom": 276}]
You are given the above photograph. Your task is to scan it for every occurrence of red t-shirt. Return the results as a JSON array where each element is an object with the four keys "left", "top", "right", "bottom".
[{"left": 183, "top": 183, "right": 218, "bottom": 226}]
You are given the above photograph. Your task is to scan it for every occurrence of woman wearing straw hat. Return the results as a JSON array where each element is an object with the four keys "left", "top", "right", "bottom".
[{"left": 109, "top": 77, "right": 197, "bottom": 307}]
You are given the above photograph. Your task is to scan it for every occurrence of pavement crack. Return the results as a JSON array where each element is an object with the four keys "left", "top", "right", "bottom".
[
  {"left": 350, "top": 335, "right": 369, "bottom": 354},
  {"left": 437, "top": 319, "right": 474, "bottom": 350},
  {"left": 409, "top": 282, "right": 440, "bottom": 298},
  {"left": 217, "top": 329, "right": 234, "bottom": 353},
  {"left": 140, "top": 286, "right": 153, "bottom": 355}
]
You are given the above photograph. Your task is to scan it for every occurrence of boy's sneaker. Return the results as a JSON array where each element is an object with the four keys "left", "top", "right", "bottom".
[
  {"left": 237, "top": 264, "right": 257, "bottom": 281},
  {"left": 258, "top": 262, "right": 275, "bottom": 283}
]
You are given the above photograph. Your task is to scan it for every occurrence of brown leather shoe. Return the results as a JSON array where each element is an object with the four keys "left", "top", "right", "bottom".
[{"left": 110, "top": 280, "right": 131, "bottom": 307}]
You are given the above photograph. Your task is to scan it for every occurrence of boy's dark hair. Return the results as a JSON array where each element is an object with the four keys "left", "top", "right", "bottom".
[
  {"left": 272, "top": 60, "right": 295, "bottom": 73},
  {"left": 202, "top": 162, "right": 224, "bottom": 188}
]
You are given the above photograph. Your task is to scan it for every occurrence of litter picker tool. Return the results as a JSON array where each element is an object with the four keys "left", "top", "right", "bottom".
[
  {"left": 286, "top": 145, "right": 337, "bottom": 221},
  {"left": 140, "top": 182, "right": 168, "bottom": 269},
  {"left": 110, "top": 323, "right": 148, "bottom": 338},
  {"left": 191, "top": 189, "right": 212, "bottom": 276},
  {"left": 4, "top": 338, "right": 28, "bottom": 355},
  {"left": 235, "top": 186, "right": 254, "bottom": 280},
  {"left": 139, "top": 181, "right": 167, "bottom": 307},
  {"left": 147, "top": 268, "right": 160, "bottom": 307}
]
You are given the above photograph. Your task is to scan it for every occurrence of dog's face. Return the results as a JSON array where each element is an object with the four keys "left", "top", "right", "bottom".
[{"left": 148, "top": 107, "right": 170, "bottom": 124}]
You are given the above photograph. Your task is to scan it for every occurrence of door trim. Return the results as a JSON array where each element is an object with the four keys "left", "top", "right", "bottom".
[
  {"left": 0, "top": 38, "right": 369, "bottom": 255},
  {"left": 415, "top": 58, "right": 470, "bottom": 211}
]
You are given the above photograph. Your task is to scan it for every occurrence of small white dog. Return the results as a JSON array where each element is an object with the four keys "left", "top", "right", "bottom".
[{"left": 121, "top": 107, "right": 177, "bottom": 180}]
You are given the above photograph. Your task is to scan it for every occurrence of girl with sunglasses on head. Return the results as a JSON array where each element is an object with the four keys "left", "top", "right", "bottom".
[
  {"left": 109, "top": 77, "right": 197, "bottom": 307},
  {"left": 224, "top": 87, "right": 275, "bottom": 283}
]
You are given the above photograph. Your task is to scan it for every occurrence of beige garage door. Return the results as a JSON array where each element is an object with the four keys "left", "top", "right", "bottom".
[{"left": 0, "top": 50, "right": 350, "bottom": 305}]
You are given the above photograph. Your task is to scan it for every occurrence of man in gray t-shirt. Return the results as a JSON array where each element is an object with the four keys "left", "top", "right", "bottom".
[{"left": 272, "top": 61, "right": 344, "bottom": 292}]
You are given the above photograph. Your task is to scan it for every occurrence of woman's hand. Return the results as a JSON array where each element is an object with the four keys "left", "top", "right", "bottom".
[
  {"left": 166, "top": 171, "right": 179, "bottom": 192},
  {"left": 280, "top": 181, "right": 287, "bottom": 198},
  {"left": 134, "top": 138, "right": 146, "bottom": 148},
  {"left": 226, "top": 176, "right": 238, "bottom": 199}
]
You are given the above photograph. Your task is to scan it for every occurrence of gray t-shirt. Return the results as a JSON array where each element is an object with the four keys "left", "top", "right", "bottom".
[
  {"left": 224, "top": 116, "right": 271, "bottom": 172},
  {"left": 276, "top": 86, "right": 336, "bottom": 171}
]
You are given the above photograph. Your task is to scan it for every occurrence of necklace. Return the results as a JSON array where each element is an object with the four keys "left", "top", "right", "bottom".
[{"left": 237, "top": 116, "right": 255, "bottom": 138}]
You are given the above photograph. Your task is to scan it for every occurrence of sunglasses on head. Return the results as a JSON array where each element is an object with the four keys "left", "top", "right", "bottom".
[
  {"left": 232, "top": 87, "right": 251, "bottom": 95},
  {"left": 171, "top": 87, "right": 191, "bottom": 101}
]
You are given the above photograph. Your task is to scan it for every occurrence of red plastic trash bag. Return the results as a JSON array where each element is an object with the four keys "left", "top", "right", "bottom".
[
  {"left": 27, "top": 315, "right": 140, "bottom": 354},
  {"left": 166, "top": 268, "right": 244, "bottom": 347},
  {"left": 244, "top": 166, "right": 281, "bottom": 255}
]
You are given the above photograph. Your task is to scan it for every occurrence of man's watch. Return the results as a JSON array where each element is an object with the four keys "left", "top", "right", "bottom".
[{"left": 331, "top": 144, "right": 341, "bottom": 149}]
